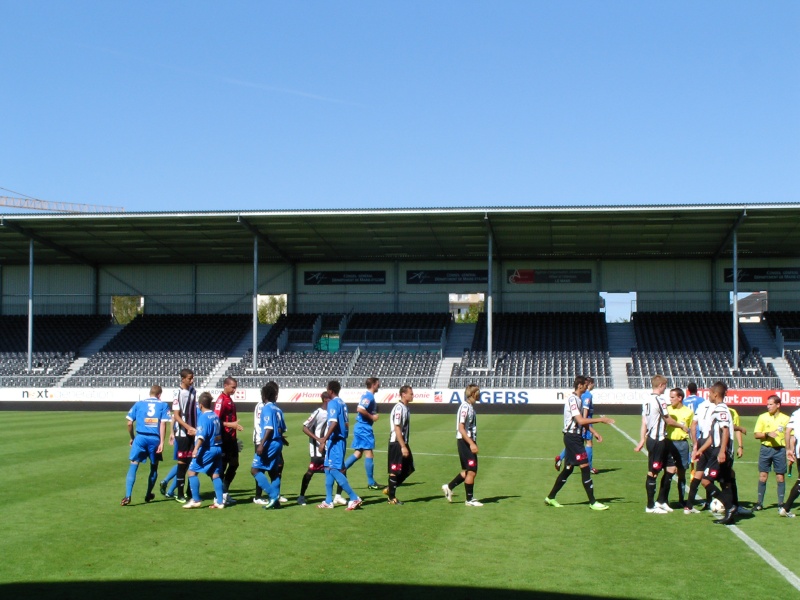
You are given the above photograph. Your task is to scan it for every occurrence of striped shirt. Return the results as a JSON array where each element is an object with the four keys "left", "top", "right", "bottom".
[
  {"left": 643, "top": 393, "right": 669, "bottom": 441},
  {"left": 390, "top": 402, "right": 410, "bottom": 444},
  {"left": 709, "top": 402, "right": 733, "bottom": 453},
  {"left": 303, "top": 407, "right": 328, "bottom": 458},
  {"left": 456, "top": 401, "right": 477, "bottom": 441},
  {"left": 563, "top": 392, "right": 584, "bottom": 435}
]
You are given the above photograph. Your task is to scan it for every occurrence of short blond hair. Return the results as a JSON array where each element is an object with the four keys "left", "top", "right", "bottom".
[
  {"left": 651, "top": 375, "right": 667, "bottom": 388},
  {"left": 464, "top": 384, "right": 481, "bottom": 403}
]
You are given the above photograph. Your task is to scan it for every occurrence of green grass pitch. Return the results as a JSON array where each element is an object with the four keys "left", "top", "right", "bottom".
[{"left": 1, "top": 410, "right": 799, "bottom": 600}]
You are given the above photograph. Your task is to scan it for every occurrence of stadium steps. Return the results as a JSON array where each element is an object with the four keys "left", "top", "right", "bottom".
[
  {"left": 78, "top": 324, "right": 126, "bottom": 357},
  {"left": 56, "top": 324, "right": 126, "bottom": 387},
  {"left": 208, "top": 324, "right": 272, "bottom": 386},
  {"left": 435, "top": 357, "right": 460, "bottom": 389},
  {"left": 609, "top": 357, "right": 630, "bottom": 390},
  {"left": 770, "top": 356, "right": 800, "bottom": 389},
  {"left": 57, "top": 358, "right": 89, "bottom": 387},
  {"left": 740, "top": 321, "right": 780, "bottom": 356},
  {"left": 606, "top": 322, "right": 636, "bottom": 357},
  {"left": 434, "top": 323, "right": 476, "bottom": 388},
  {"left": 443, "top": 323, "right": 476, "bottom": 358}
]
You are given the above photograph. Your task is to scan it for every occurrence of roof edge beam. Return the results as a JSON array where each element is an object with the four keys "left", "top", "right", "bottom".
[
  {"left": 0, "top": 217, "right": 97, "bottom": 267},
  {"left": 236, "top": 216, "right": 294, "bottom": 265}
]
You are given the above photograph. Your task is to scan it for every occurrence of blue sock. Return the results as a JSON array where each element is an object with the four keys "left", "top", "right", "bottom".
[
  {"left": 270, "top": 476, "right": 282, "bottom": 501},
  {"left": 212, "top": 477, "right": 225, "bottom": 505},
  {"left": 365, "top": 457, "right": 375, "bottom": 485},
  {"left": 331, "top": 470, "right": 358, "bottom": 500},
  {"left": 558, "top": 449, "right": 566, "bottom": 461},
  {"left": 163, "top": 464, "right": 178, "bottom": 484},
  {"left": 325, "top": 470, "right": 335, "bottom": 503},
  {"left": 189, "top": 475, "right": 200, "bottom": 501},
  {"left": 587, "top": 446, "right": 594, "bottom": 468},
  {"left": 147, "top": 466, "right": 158, "bottom": 495},
  {"left": 125, "top": 463, "right": 138, "bottom": 497},
  {"left": 167, "top": 478, "right": 178, "bottom": 495},
  {"left": 253, "top": 471, "right": 271, "bottom": 494},
  {"left": 344, "top": 454, "right": 359, "bottom": 470}
]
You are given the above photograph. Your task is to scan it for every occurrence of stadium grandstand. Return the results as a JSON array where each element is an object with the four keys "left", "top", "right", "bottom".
[{"left": 1, "top": 204, "right": 799, "bottom": 409}]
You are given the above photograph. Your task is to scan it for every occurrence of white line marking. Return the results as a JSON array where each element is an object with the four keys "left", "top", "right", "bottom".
[
  {"left": 610, "top": 422, "right": 800, "bottom": 592},
  {"left": 728, "top": 526, "right": 800, "bottom": 592}
]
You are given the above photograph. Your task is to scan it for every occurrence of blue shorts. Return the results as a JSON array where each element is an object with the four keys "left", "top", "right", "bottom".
[
  {"left": 325, "top": 439, "right": 347, "bottom": 470},
  {"left": 582, "top": 430, "right": 593, "bottom": 441},
  {"left": 129, "top": 434, "right": 160, "bottom": 464},
  {"left": 189, "top": 446, "right": 222, "bottom": 476},
  {"left": 252, "top": 444, "right": 284, "bottom": 472},
  {"left": 351, "top": 424, "right": 375, "bottom": 451}
]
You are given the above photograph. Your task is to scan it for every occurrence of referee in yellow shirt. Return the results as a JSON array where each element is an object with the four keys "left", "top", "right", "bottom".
[
  {"left": 666, "top": 388, "right": 693, "bottom": 510},
  {"left": 754, "top": 395, "right": 791, "bottom": 513}
]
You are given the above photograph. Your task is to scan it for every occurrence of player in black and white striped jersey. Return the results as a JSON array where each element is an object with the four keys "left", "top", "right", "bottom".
[
  {"left": 545, "top": 376, "right": 615, "bottom": 511},
  {"left": 442, "top": 384, "right": 482, "bottom": 506},
  {"left": 633, "top": 375, "right": 689, "bottom": 514},
  {"left": 386, "top": 385, "right": 415, "bottom": 505},
  {"left": 692, "top": 381, "right": 737, "bottom": 524},
  {"left": 296, "top": 391, "right": 331, "bottom": 506}
]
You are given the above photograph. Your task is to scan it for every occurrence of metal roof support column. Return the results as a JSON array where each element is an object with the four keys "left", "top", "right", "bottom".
[
  {"left": 253, "top": 235, "right": 259, "bottom": 370},
  {"left": 93, "top": 266, "right": 99, "bottom": 315},
  {"left": 733, "top": 231, "right": 739, "bottom": 370},
  {"left": 486, "top": 227, "right": 493, "bottom": 371},
  {"left": 27, "top": 239, "right": 34, "bottom": 373},
  {"left": 394, "top": 261, "right": 399, "bottom": 313},
  {"left": 192, "top": 264, "right": 197, "bottom": 314}
]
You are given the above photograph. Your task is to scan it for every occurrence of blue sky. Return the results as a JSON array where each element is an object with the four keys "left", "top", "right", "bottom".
[{"left": 2, "top": 1, "right": 798, "bottom": 213}]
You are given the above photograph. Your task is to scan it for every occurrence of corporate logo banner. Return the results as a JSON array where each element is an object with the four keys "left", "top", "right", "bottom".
[
  {"left": 507, "top": 269, "right": 592, "bottom": 284},
  {"left": 406, "top": 270, "right": 488, "bottom": 284},
  {"left": 724, "top": 267, "right": 800, "bottom": 283},
  {"left": 304, "top": 271, "right": 386, "bottom": 285}
]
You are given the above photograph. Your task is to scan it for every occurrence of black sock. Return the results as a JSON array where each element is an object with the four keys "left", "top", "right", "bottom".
[
  {"left": 687, "top": 477, "right": 701, "bottom": 507},
  {"left": 581, "top": 466, "right": 596, "bottom": 504},
  {"left": 548, "top": 466, "right": 573, "bottom": 499},
  {"left": 448, "top": 474, "right": 465, "bottom": 489},
  {"left": 678, "top": 476, "right": 686, "bottom": 504},
  {"left": 465, "top": 483, "right": 474, "bottom": 501},
  {"left": 785, "top": 480, "right": 800, "bottom": 510},
  {"left": 177, "top": 463, "right": 188, "bottom": 498},
  {"left": 657, "top": 472, "right": 674, "bottom": 504},
  {"left": 646, "top": 475, "right": 657, "bottom": 508},
  {"left": 388, "top": 475, "right": 398, "bottom": 500},
  {"left": 300, "top": 472, "right": 313, "bottom": 497}
]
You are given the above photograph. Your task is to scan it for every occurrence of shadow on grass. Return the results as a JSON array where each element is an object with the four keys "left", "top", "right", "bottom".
[{"left": 0, "top": 581, "right": 627, "bottom": 600}]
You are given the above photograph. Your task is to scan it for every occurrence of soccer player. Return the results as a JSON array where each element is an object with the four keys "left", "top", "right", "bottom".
[
  {"left": 691, "top": 381, "right": 737, "bottom": 525},
  {"left": 442, "top": 384, "right": 483, "bottom": 507},
  {"left": 387, "top": 385, "right": 415, "bottom": 505},
  {"left": 683, "top": 382, "right": 703, "bottom": 414},
  {"left": 171, "top": 368, "right": 197, "bottom": 503},
  {"left": 753, "top": 395, "right": 791, "bottom": 512},
  {"left": 252, "top": 380, "right": 269, "bottom": 504},
  {"left": 121, "top": 385, "right": 170, "bottom": 506},
  {"left": 317, "top": 380, "right": 363, "bottom": 510},
  {"left": 545, "top": 376, "right": 615, "bottom": 510},
  {"left": 554, "top": 377, "right": 601, "bottom": 473},
  {"left": 250, "top": 381, "right": 287, "bottom": 510},
  {"left": 184, "top": 392, "right": 226, "bottom": 509},
  {"left": 214, "top": 377, "right": 244, "bottom": 506},
  {"left": 297, "top": 391, "right": 331, "bottom": 506},
  {"left": 664, "top": 387, "right": 693, "bottom": 508},
  {"left": 633, "top": 375, "right": 690, "bottom": 514},
  {"left": 341, "top": 377, "right": 382, "bottom": 492},
  {"left": 781, "top": 407, "right": 800, "bottom": 515}
]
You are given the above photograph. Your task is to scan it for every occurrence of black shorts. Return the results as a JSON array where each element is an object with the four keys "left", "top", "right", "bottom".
[
  {"left": 457, "top": 438, "right": 478, "bottom": 473},
  {"left": 306, "top": 457, "right": 325, "bottom": 473},
  {"left": 646, "top": 438, "right": 681, "bottom": 474},
  {"left": 563, "top": 432, "right": 588, "bottom": 466},
  {"left": 388, "top": 442, "right": 415, "bottom": 479},
  {"left": 176, "top": 435, "right": 195, "bottom": 460},
  {"left": 703, "top": 451, "right": 733, "bottom": 484},
  {"left": 221, "top": 438, "right": 239, "bottom": 460}
]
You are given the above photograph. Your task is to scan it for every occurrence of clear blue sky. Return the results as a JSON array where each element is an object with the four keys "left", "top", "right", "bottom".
[{"left": 2, "top": 1, "right": 798, "bottom": 212}]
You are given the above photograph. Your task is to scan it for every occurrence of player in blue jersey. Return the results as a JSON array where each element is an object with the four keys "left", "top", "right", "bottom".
[
  {"left": 683, "top": 382, "right": 703, "bottom": 413},
  {"left": 183, "top": 392, "right": 225, "bottom": 509},
  {"left": 250, "top": 381, "right": 288, "bottom": 510},
  {"left": 339, "top": 377, "right": 382, "bottom": 498},
  {"left": 121, "top": 385, "right": 171, "bottom": 506},
  {"left": 317, "top": 380, "right": 363, "bottom": 510},
  {"left": 555, "top": 377, "right": 601, "bottom": 473}
]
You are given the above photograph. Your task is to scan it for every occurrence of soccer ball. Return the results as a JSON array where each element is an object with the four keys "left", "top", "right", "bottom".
[{"left": 709, "top": 498, "right": 725, "bottom": 514}]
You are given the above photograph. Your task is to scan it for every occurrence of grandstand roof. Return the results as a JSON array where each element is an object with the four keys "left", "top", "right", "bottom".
[{"left": 1, "top": 204, "right": 799, "bottom": 266}]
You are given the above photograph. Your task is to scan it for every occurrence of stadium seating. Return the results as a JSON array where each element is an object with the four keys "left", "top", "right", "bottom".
[
  {"left": 627, "top": 312, "right": 779, "bottom": 388},
  {"left": 450, "top": 312, "right": 610, "bottom": 388},
  {"left": 341, "top": 312, "right": 450, "bottom": 347},
  {"left": 64, "top": 314, "right": 251, "bottom": 388}
]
